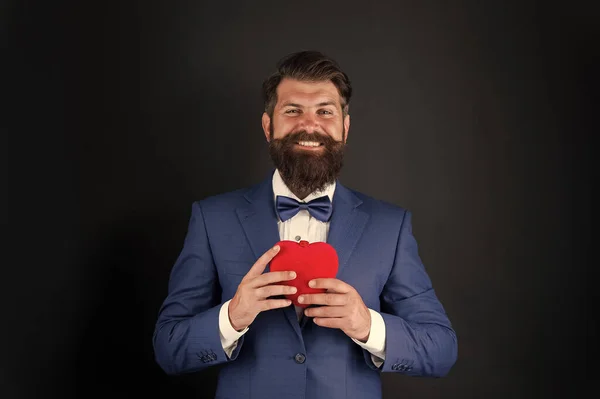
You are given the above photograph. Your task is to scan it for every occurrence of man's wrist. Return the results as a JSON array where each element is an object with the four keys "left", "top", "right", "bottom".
[
  {"left": 219, "top": 300, "right": 249, "bottom": 350},
  {"left": 356, "top": 308, "right": 372, "bottom": 342},
  {"left": 357, "top": 333, "right": 369, "bottom": 343},
  {"left": 351, "top": 309, "right": 386, "bottom": 360},
  {"left": 228, "top": 307, "right": 246, "bottom": 332},
  {"left": 229, "top": 316, "right": 245, "bottom": 332},
  {"left": 356, "top": 326, "right": 371, "bottom": 343}
]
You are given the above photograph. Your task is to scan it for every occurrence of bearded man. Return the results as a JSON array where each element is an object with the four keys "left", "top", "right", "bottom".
[{"left": 153, "top": 51, "right": 457, "bottom": 399}]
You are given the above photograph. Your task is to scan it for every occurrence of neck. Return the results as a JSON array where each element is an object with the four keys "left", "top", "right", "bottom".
[{"left": 290, "top": 188, "right": 313, "bottom": 201}]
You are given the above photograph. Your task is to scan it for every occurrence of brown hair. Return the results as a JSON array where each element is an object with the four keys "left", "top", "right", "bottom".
[{"left": 262, "top": 50, "right": 352, "bottom": 118}]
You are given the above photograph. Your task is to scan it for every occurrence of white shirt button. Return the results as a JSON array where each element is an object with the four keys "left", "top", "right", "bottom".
[{"left": 295, "top": 235, "right": 301, "bottom": 241}]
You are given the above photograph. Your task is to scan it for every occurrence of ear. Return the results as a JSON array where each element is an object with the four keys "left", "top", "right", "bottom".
[
  {"left": 343, "top": 113, "right": 350, "bottom": 143},
  {"left": 262, "top": 112, "right": 271, "bottom": 142}
]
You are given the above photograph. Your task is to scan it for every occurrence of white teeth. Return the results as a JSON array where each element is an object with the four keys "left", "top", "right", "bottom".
[{"left": 298, "top": 141, "right": 321, "bottom": 147}]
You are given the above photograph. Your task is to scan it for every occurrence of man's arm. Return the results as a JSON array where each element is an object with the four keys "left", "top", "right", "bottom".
[
  {"left": 362, "top": 210, "right": 457, "bottom": 376},
  {"left": 153, "top": 202, "right": 245, "bottom": 375}
]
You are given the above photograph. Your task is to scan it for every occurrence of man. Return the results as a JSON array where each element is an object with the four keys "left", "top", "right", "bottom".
[{"left": 153, "top": 50, "right": 457, "bottom": 399}]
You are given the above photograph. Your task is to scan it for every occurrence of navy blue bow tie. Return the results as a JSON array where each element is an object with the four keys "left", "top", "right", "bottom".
[{"left": 275, "top": 195, "right": 333, "bottom": 223}]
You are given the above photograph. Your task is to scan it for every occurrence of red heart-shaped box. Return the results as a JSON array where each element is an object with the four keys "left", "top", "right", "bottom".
[{"left": 269, "top": 240, "right": 339, "bottom": 308}]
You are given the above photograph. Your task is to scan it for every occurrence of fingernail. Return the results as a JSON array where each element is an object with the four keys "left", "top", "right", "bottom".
[
  {"left": 309, "top": 280, "right": 315, "bottom": 288},
  {"left": 290, "top": 272, "right": 296, "bottom": 279},
  {"left": 273, "top": 245, "right": 280, "bottom": 252},
  {"left": 298, "top": 296, "right": 304, "bottom": 303},
  {"left": 290, "top": 287, "right": 297, "bottom": 293}
]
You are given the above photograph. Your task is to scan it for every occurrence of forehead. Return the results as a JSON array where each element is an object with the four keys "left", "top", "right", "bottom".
[{"left": 276, "top": 78, "right": 341, "bottom": 106}]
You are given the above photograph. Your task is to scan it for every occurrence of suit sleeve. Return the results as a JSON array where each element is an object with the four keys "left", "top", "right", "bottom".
[
  {"left": 363, "top": 210, "right": 457, "bottom": 376},
  {"left": 152, "top": 201, "right": 245, "bottom": 375}
]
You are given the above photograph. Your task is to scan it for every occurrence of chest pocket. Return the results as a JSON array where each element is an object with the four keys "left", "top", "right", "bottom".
[{"left": 211, "top": 232, "right": 256, "bottom": 265}]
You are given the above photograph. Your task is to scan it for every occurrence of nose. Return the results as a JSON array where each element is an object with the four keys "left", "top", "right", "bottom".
[{"left": 297, "top": 112, "right": 320, "bottom": 133}]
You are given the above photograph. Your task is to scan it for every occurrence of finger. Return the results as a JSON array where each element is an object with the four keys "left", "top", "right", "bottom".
[
  {"left": 259, "top": 299, "right": 292, "bottom": 311},
  {"left": 298, "top": 292, "right": 348, "bottom": 306},
  {"left": 255, "top": 284, "right": 297, "bottom": 299},
  {"left": 304, "top": 305, "right": 347, "bottom": 318},
  {"left": 308, "top": 278, "right": 352, "bottom": 293},
  {"left": 245, "top": 245, "right": 281, "bottom": 279},
  {"left": 313, "top": 317, "right": 344, "bottom": 329},
  {"left": 250, "top": 270, "right": 297, "bottom": 288}
]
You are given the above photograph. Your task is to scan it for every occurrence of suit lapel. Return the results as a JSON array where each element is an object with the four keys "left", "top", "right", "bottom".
[
  {"left": 326, "top": 182, "right": 370, "bottom": 277},
  {"left": 236, "top": 176, "right": 280, "bottom": 270},
  {"left": 236, "top": 173, "right": 304, "bottom": 339}
]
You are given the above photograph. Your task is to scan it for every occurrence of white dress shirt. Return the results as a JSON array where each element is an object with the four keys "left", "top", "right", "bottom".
[{"left": 218, "top": 169, "right": 386, "bottom": 367}]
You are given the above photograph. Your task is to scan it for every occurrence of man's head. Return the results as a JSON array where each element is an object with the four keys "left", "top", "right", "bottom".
[{"left": 261, "top": 51, "right": 352, "bottom": 199}]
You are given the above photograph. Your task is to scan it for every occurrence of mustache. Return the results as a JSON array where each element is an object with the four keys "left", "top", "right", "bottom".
[{"left": 277, "top": 130, "right": 337, "bottom": 145}]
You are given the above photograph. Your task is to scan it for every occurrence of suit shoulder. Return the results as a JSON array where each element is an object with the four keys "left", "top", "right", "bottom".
[
  {"left": 346, "top": 186, "right": 410, "bottom": 217},
  {"left": 191, "top": 186, "right": 251, "bottom": 212}
]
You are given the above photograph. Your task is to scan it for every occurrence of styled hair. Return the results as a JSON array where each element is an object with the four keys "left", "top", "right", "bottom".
[{"left": 262, "top": 50, "right": 352, "bottom": 117}]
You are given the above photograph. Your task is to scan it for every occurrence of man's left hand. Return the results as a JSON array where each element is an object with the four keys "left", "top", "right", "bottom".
[{"left": 299, "top": 278, "right": 371, "bottom": 342}]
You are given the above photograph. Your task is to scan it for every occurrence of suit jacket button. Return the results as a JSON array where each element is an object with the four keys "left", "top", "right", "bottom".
[{"left": 294, "top": 353, "right": 306, "bottom": 364}]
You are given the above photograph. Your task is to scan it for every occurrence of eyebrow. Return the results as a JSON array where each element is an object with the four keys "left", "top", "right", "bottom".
[
  {"left": 281, "top": 101, "right": 338, "bottom": 108},
  {"left": 317, "top": 101, "right": 337, "bottom": 107},
  {"left": 282, "top": 102, "right": 303, "bottom": 108}
]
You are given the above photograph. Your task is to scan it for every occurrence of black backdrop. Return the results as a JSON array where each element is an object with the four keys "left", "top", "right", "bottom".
[{"left": 4, "top": 1, "right": 596, "bottom": 398}]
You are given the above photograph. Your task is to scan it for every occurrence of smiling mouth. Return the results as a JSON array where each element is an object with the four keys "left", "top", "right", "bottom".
[{"left": 294, "top": 141, "right": 324, "bottom": 148}]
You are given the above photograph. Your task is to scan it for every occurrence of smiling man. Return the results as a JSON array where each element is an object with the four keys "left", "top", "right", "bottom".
[
  {"left": 265, "top": 77, "right": 348, "bottom": 200},
  {"left": 153, "top": 51, "right": 457, "bottom": 399}
]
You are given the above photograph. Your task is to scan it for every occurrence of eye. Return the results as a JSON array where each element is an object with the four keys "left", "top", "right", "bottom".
[
  {"left": 285, "top": 109, "right": 301, "bottom": 114},
  {"left": 317, "top": 109, "right": 334, "bottom": 115}
]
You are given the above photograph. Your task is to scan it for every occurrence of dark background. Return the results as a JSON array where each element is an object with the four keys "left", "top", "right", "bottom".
[{"left": 4, "top": 0, "right": 596, "bottom": 398}]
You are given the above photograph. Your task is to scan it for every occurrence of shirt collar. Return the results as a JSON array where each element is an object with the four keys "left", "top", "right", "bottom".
[{"left": 272, "top": 169, "right": 336, "bottom": 203}]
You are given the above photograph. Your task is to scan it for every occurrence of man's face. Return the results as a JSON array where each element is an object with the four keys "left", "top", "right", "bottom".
[
  {"left": 262, "top": 78, "right": 349, "bottom": 145},
  {"left": 262, "top": 78, "right": 351, "bottom": 198}
]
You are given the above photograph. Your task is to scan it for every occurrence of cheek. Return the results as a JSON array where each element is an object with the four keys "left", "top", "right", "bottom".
[
  {"left": 272, "top": 118, "right": 294, "bottom": 138},
  {"left": 323, "top": 121, "right": 344, "bottom": 138}
]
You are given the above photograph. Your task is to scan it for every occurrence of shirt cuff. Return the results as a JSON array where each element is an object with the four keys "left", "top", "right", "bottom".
[
  {"left": 351, "top": 309, "right": 386, "bottom": 364},
  {"left": 219, "top": 300, "right": 249, "bottom": 358}
]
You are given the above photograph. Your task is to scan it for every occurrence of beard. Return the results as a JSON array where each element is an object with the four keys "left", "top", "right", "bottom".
[{"left": 268, "top": 127, "right": 346, "bottom": 199}]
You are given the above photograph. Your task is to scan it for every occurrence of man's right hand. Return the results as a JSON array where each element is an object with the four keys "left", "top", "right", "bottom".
[{"left": 228, "top": 245, "right": 297, "bottom": 331}]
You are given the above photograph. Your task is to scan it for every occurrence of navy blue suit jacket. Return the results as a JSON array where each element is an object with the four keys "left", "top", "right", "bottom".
[{"left": 153, "top": 173, "right": 457, "bottom": 399}]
